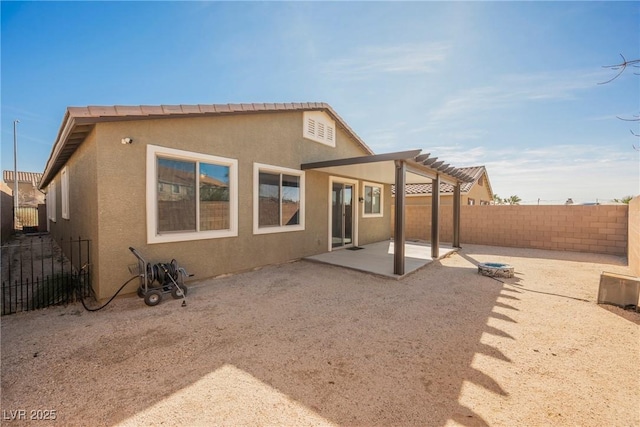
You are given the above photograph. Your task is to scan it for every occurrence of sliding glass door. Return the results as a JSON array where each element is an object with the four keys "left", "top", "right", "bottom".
[{"left": 332, "top": 182, "right": 354, "bottom": 248}]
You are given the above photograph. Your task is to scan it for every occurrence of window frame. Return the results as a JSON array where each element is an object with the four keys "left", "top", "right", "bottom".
[
  {"left": 61, "top": 166, "right": 70, "bottom": 220},
  {"left": 146, "top": 144, "right": 238, "bottom": 244},
  {"left": 362, "top": 181, "right": 384, "bottom": 218},
  {"left": 48, "top": 180, "right": 57, "bottom": 223},
  {"left": 253, "top": 162, "right": 305, "bottom": 235}
]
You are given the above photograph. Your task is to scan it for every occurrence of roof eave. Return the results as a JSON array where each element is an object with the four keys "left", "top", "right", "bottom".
[
  {"left": 40, "top": 109, "right": 74, "bottom": 190},
  {"left": 39, "top": 103, "right": 375, "bottom": 189}
]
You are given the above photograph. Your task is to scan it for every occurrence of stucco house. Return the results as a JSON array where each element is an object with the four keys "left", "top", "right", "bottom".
[
  {"left": 39, "top": 102, "right": 474, "bottom": 300},
  {"left": 2, "top": 171, "right": 45, "bottom": 206},
  {"left": 398, "top": 166, "right": 493, "bottom": 206}
]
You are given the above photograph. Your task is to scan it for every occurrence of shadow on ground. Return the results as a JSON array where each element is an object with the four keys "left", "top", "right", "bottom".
[{"left": 5, "top": 243, "right": 634, "bottom": 426}]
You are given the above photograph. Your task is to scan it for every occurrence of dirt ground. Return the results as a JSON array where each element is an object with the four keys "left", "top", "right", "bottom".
[{"left": 1, "top": 244, "right": 638, "bottom": 426}]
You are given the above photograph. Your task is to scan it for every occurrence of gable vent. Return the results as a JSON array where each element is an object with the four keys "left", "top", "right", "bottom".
[
  {"left": 307, "top": 118, "right": 316, "bottom": 136},
  {"left": 303, "top": 111, "right": 336, "bottom": 147}
]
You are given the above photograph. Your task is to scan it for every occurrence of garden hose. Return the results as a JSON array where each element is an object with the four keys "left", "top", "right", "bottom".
[{"left": 78, "top": 275, "right": 139, "bottom": 312}]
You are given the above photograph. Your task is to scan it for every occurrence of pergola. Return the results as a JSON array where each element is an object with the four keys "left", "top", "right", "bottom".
[{"left": 302, "top": 149, "right": 475, "bottom": 276}]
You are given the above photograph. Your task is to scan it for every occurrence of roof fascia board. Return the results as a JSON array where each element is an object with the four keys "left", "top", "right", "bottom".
[{"left": 40, "top": 113, "right": 76, "bottom": 189}]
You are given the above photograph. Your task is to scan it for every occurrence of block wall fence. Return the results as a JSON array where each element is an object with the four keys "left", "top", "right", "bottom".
[{"left": 391, "top": 203, "right": 630, "bottom": 257}]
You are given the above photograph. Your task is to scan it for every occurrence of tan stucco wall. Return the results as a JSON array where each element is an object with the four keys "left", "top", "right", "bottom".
[
  {"left": 629, "top": 196, "right": 640, "bottom": 276},
  {"left": 465, "top": 176, "right": 492, "bottom": 205},
  {"left": 87, "top": 111, "right": 381, "bottom": 299},
  {"left": 48, "top": 128, "right": 100, "bottom": 282}
]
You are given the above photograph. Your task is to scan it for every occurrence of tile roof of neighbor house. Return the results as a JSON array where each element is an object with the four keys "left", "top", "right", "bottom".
[
  {"left": 40, "top": 102, "right": 374, "bottom": 189},
  {"left": 392, "top": 166, "right": 491, "bottom": 196},
  {"left": 3, "top": 171, "right": 43, "bottom": 186}
]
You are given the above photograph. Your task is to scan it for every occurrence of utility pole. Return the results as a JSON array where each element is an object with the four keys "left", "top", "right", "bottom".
[{"left": 13, "top": 119, "right": 20, "bottom": 229}]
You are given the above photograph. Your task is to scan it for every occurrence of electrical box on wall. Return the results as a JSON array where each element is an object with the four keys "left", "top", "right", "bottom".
[{"left": 597, "top": 271, "right": 640, "bottom": 312}]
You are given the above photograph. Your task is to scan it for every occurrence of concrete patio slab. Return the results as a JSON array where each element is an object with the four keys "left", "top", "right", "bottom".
[{"left": 304, "top": 240, "right": 457, "bottom": 278}]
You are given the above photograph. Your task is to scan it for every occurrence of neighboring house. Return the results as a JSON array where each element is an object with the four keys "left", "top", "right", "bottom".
[
  {"left": 39, "top": 103, "right": 473, "bottom": 300},
  {"left": 397, "top": 166, "right": 493, "bottom": 206},
  {"left": 2, "top": 171, "right": 45, "bottom": 206},
  {"left": 390, "top": 166, "right": 493, "bottom": 242}
]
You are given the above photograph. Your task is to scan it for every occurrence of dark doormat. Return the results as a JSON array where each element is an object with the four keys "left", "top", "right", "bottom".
[{"left": 346, "top": 246, "right": 364, "bottom": 251}]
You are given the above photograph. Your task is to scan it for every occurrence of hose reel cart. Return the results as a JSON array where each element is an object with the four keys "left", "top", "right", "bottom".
[{"left": 128, "top": 247, "right": 191, "bottom": 307}]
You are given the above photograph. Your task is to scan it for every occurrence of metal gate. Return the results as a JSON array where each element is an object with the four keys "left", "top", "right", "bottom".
[
  {"left": 14, "top": 205, "right": 40, "bottom": 232},
  {"left": 1, "top": 236, "right": 92, "bottom": 315}
]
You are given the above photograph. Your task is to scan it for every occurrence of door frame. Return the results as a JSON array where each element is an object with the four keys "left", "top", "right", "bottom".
[{"left": 328, "top": 176, "right": 359, "bottom": 252}]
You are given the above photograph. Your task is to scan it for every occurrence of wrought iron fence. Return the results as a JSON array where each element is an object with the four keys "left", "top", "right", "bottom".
[{"left": 1, "top": 236, "right": 92, "bottom": 315}]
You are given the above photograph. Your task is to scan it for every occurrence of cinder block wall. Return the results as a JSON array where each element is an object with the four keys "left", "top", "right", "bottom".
[
  {"left": 629, "top": 196, "right": 640, "bottom": 276},
  {"left": 393, "top": 204, "right": 629, "bottom": 256}
]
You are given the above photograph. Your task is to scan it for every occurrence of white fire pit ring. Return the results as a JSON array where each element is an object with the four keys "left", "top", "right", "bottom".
[{"left": 478, "top": 262, "right": 514, "bottom": 279}]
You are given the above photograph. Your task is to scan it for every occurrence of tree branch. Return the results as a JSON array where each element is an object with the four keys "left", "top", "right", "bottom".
[{"left": 598, "top": 54, "right": 640, "bottom": 84}]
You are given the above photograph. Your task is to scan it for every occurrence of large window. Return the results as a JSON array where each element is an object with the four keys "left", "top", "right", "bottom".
[
  {"left": 146, "top": 145, "right": 237, "bottom": 243},
  {"left": 253, "top": 163, "right": 305, "bottom": 234},
  {"left": 363, "top": 182, "right": 383, "bottom": 217}
]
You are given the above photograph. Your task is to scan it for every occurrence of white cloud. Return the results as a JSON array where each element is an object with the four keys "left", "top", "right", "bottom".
[
  {"left": 424, "top": 69, "right": 604, "bottom": 128},
  {"left": 476, "top": 144, "right": 639, "bottom": 203},
  {"left": 322, "top": 42, "right": 450, "bottom": 77}
]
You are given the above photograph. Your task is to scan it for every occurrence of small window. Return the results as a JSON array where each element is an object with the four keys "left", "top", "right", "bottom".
[
  {"left": 48, "top": 180, "right": 57, "bottom": 222},
  {"left": 61, "top": 167, "right": 70, "bottom": 220},
  {"left": 363, "top": 182, "right": 383, "bottom": 217},
  {"left": 146, "top": 145, "right": 238, "bottom": 244},
  {"left": 303, "top": 111, "right": 336, "bottom": 147},
  {"left": 468, "top": 198, "right": 476, "bottom": 205},
  {"left": 254, "top": 163, "right": 305, "bottom": 234}
]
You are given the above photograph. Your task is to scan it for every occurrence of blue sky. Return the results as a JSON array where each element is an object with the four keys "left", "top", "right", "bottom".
[{"left": 1, "top": 1, "right": 638, "bottom": 204}]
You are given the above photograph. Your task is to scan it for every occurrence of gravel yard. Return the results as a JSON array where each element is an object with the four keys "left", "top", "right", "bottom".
[{"left": 1, "top": 244, "right": 638, "bottom": 426}]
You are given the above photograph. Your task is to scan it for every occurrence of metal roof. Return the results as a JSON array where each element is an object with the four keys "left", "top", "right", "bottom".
[{"left": 2, "top": 170, "right": 43, "bottom": 186}]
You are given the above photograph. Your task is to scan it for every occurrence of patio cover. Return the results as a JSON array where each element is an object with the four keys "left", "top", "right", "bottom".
[{"left": 302, "top": 149, "right": 475, "bottom": 275}]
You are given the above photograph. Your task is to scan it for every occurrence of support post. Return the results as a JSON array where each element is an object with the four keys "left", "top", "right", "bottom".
[
  {"left": 431, "top": 174, "right": 440, "bottom": 258},
  {"left": 453, "top": 182, "right": 461, "bottom": 248},
  {"left": 394, "top": 160, "right": 406, "bottom": 275}
]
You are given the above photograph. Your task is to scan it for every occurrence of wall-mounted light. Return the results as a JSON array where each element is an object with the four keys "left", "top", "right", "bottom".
[
  {"left": 121, "top": 137, "right": 133, "bottom": 145},
  {"left": 358, "top": 196, "right": 364, "bottom": 203}
]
